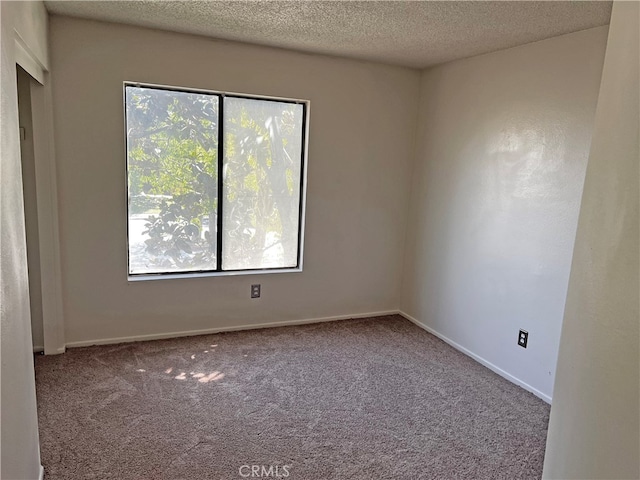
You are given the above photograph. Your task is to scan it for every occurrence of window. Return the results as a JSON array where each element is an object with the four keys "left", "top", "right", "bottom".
[{"left": 125, "top": 83, "right": 308, "bottom": 277}]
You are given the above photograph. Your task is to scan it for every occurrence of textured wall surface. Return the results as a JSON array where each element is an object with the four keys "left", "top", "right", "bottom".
[
  {"left": 50, "top": 16, "right": 420, "bottom": 345},
  {"left": 543, "top": 2, "right": 639, "bottom": 478},
  {"left": 400, "top": 26, "right": 608, "bottom": 401},
  {"left": 0, "top": 2, "right": 49, "bottom": 478}
]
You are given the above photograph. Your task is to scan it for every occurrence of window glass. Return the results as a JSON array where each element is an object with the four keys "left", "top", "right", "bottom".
[
  {"left": 125, "top": 84, "right": 306, "bottom": 277},
  {"left": 222, "top": 98, "right": 304, "bottom": 270},
  {"left": 126, "top": 87, "right": 219, "bottom": 274}
]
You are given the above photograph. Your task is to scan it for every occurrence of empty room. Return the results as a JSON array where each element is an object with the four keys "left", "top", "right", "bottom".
[{"left": 1, "top": 1, "right": 638, "bottom": 479}]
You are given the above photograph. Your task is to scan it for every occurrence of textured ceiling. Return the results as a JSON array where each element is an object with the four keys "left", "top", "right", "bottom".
[{"left": 44, "top": 1, "right": 612, "bottom": 68}]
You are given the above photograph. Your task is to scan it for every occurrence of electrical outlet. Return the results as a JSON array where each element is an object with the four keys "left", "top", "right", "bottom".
[
  {"left": 251, "top": 284, "right": 261, "bottom": 298},
  {"left": 518, "top": 329, "right": 528, "bottom": 348}
]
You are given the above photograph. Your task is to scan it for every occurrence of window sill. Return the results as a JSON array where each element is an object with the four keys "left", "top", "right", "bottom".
[{"left": 128, "top": 267, "right": 303, "bottom": 282}]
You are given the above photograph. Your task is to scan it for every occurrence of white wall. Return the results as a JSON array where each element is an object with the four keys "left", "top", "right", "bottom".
[
  {"left": 543, "top": 2, "right": 639, "bottom": 478},
  {"left": 49, "top": 16, "right": 420, "bottom": 345},
  {"left": 0, "top": 2, "right": 49, "bottom": 478},
  {"left": 400, "top": 26, "right": 608, "bottom": 401}
]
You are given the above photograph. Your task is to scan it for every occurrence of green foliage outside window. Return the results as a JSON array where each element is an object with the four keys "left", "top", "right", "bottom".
[{"left": 126, "top": 86, "right": 303, "bottom": 274}]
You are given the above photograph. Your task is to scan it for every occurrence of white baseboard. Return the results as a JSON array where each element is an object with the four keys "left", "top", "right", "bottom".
[
  {"left": 39, "top": 465, "right": 44, "bottom": 480},
  {"left": 398, "top": 311, "right": 552, "bottom": 404},
  {"left": 36, "top": 346, "right": 65, "bottom": 355},
  {"left": 64, "top": 310, "right": 400, "bottom": 349}
]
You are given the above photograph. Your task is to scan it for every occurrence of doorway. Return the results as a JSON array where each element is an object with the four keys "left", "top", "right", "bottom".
[{"left": 17, "top": 64, "right": 45, "bottom": 352}]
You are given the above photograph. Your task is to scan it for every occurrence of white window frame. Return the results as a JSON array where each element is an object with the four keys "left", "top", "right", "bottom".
[{"left": 124, "top": 82, "right": 310, "bottom": 281}]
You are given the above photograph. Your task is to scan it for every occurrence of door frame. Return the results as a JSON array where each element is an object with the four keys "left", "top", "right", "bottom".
[{"left": 15, "top": 32, "right": 65, "bottom": 355}]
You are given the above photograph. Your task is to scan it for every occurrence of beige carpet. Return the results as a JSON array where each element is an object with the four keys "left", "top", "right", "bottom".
[{"left": 35, "top": 315, "right": 549, "bottom": 479}]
